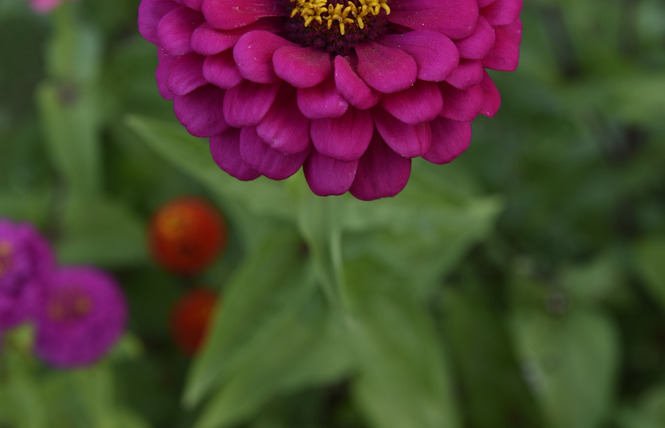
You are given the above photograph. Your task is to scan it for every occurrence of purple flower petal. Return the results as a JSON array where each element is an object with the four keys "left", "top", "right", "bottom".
[
  {"left": 479, "top": 71, "right": 501, "bottom": 117},
  {"left": 233, "top": 31, "right": 293, "bottom": 84},
  {"left": 445, "top": 59, "right": 484, "bottom": 89},
  {"left": 201, "top": 0, "right": 282, "bottom": 30},
  {"left": 381, "top": 80, "right": 443, "bottom": 124},
  {"left": 333, "top": 56, "right": 380, "bottom": 109},
  {"left": 167, "top": 53, "right": 207, "bottom": 96},
  {"left": 310, "top": 108, "right": 373, "bottom": 161},
  {"left": 379, "top": 30, "right": 459, "bottom": 82},
  {"left": 239, "top": 127, "right": 310, "bottom": 180},
  {"left": 157, "top": 6, "right": 203, "bottom": 56},
  {"left": 256, "top": 88, "right": 311, "bottom": 154},
  {"left": 423, "top": 118, "right": 472, "bottom": 164},
  {"left": 223, "top": 81, "right": 280, "bottom": 127},
  {"left": 33, "top": 267, "right": 127, "bottom": 368},
  {"left": 174, "top": 85, "right": 229, "bottom": 137},
  {"left": 191, "top": 23, "right": 240, "bottom": 56},
  {"left": 304, "top": 151, "right": 358, "bottom": 196},
  {"left": 156, "top": 50, "right": 177, "bottom": 100},
  {"left": 350, "top": 135, "right": 412, "bottom": 201},
  {"left": 296, "top": 77, "right": 349, "bottom": 119},
  {"left": 439, "top": 83, "right": 484, "bottom": 121},
  {"left": 373, "top": 108, "right": 432, "bottom": 158},
  {"left": 210, "top": 128, "right": 261, "bottom": 180},
  {"left": 482, "top": 0, "right": 523, "bottom": 26},
  {"left": 138, "top": 0, "right": 178, "bottom": 44},
  {"left": 456, "top": 16, "right": 496, "bottom": 60},
  {"left": 273, "top": 46, "right": 332, "bottom": 88},
  {"left": 355, "top": 42, "right": 417, "bottom": 94},
  {"left": 203, "top": 51, "right": 242, "bottom": 88},
  {"left": 176, "top": 0, "right": 201, "bottom": 11},
  {"left": 483, "top": 18, "right": 522, "bottom": 72},
  {"left": 388, "top": 0, "right": 478, "bottom": 39}
]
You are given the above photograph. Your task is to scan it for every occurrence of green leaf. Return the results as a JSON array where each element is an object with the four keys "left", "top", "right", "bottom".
[
  {"left": 633, "top": 238, "right": 665, "bottom": 311},
  {"left": 510, "top": 307, "right": 619, "bottom": 428},
  {"left": 346, "top": 261, "right": 461, "bottom": 428},
  {"left": 36, "top": 81, "right": 102, "bottom": 198},
  {"left": 56, "top": 196, "right": 147, "bottom": 267},
  {"left": 617, "top": 387, "right": 665, "bottom": 428}
]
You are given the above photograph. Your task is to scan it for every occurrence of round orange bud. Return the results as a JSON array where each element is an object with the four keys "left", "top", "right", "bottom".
[
  {"left": 170, "top": 288, "right": 218, "bottom": 356},
  {"left": 148, "top": 197, "right": 227, "bottom": 275}
]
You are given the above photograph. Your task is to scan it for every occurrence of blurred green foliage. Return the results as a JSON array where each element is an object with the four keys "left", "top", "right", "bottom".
[{"left": 1, "top": 0, "right": 665, "bottom": 427}]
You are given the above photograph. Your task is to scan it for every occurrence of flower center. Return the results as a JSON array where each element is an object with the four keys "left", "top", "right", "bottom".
[
  {"left": 0, "top": 241, "right": 13, "bottom": 278},
  {"left": 47, "top": 287, "right": 94, "bottom": 322},
  {"left": 285, "top": 0, "right": 390, "bottom": 54}
]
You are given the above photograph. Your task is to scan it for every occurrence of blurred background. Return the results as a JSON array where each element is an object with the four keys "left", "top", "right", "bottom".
[{"left": 1, "top": 0, "right": 665, "bottom": 427}]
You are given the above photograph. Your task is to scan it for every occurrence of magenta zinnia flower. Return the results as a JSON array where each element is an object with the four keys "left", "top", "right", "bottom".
[
  {"left": 33, "top": 267, "right": 127, "bottom": 368},
  {"left": 138, "top": 0, "right": 522, "bottom": 200},
  {"left": 0, "top": 219, "right": 54, "bottom": 330}
]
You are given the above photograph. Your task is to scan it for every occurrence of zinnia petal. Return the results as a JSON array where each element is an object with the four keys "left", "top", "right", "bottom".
[
  {"left": 239, "top": 127, "right": 310, "bottom": 180},
  {"left": 439, "top": 83, "right": 484, "bottom": 122},
  {"left": 304, "top": 151, "right": 358, "bottom": 196},
  {"left": 483, "top": 18, "right": 522, "bottom": 72},
  {"left": 297, "top": 77, "right": 349, "bottom": 119},
  {"left": 350, "top": 135, "right": 412, "bottom": 200},
  {"left": 388, "top": 0, "right": 479, "bottom": 39},
  {"left": 203, "top": 51, "right": 243, "bottom": 88},
  {"left": 233, "top": 31, "right": 293, "bottom": 84},
  {"left": 157, "top": 6, "right": 203, "bottom": 56},
  {"left": 167, "top": 53, "right": 207, "bottom": 96},
  {"left": 379, "top": 30, "right": 459, "bottom": 82},
  {"left": 273, "top": 46, "right": 332, "bottom": 88},
  {"left": 355, "top": 42, "right": 417, "bottom": 94},
  {"left": 201, "top": 0, "right": 282, "bottom": 30},
  {"left": 210, "top": 128, "right": 261, "bottom": 180},
  {"left": 479, "top": 71, "right": 501, "bottom": 117},
  {"left": 256, "top": 88, "right": 311, "bottom": 154},
  {"left": 381, "top": 80, "right": 443, "bottom": 125},
  {"left": 333, "top": 56, "right": 380, "bottom": 109},
  {"left": 481, "top": 0, "right": 523, "bottom": 26},
  {"left": 310, "top": 108, "right": 373, "bottom": 161},
  {"left": 456, "top": 16, "right": 496, "bottom": 60},
  {"left": 173, "top": 85, "right": 229, "bottom": 137},
  {"left": 423, "top": 118, "right": 472, "bottom": 164},
  {"left": 373, "top": 108, "right": 432, "bottom": 158},
  {"left": 138, "top": 0, "right": 178, "bottom": 44},
  {"left": 223, "top": 81, "right": 280, "bottom": 127}
]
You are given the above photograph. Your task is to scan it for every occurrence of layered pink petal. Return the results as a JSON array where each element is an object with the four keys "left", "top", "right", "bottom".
[
  {"left": 203, "top": 51, "right": 242, "bottom": 88},
  {"left": 389, "top": 0, "right": 478, "bottom": 39},
  {"left": 233, "top": 31, "right": 293, "bottom": 84},
  {"left": 479, "top": 71, "right": 501, "bottom": 117},
  {"left": 483, "top": 19, "right": 522, "bottom": 72},
  {"left": 157, "top": 6, "right": 203, "bottom": 56},
  {"left": 174, "top": 85, "right": 229, "bottom": 137},
  {"left": 333, "top": 56, "right": 380, "bottom": 109},
  {"left": 256, "top": 89, "right": 311, "bottom": 154},
  {"left": 296, "top": 78, "right": 349, "bottom": 119},
  {"left": 373, "top": 108, "right": 432, "bottom": 158},
  {"left": 191, "top": 23, "right": 239, "bottom": 55},
  {"left": 138, "top": 0, "right": 179, "bottom": 44},
  {"left": 239, "top": 127, "right": 310, "bottom": 180},
  {"left": 481, "top": 0, "right": 523, "bottom": 26},
  {"left": 167, "top": 53, "right": 207, "bottom": 96},
  {"left": 310, "top": 108, "right": 373, "bottom": 161},
  {"left": 439, "top": 83, "right": 484, "bottom": 121},
  {"left": 304, "top": 151, "right": 358, "bottom": 196},
  {"left": 355, "top": 42, "right": 417, "bottom": 94},
  {"left": 176, "top": 0, "right": 202, "bottom": 11},
  {"left": 456, "top": 17, "right": 496, "bottom": 60},
  {"left": 423, "top": 118, "right": 472, "bottom": 164},
  {"left": 350, "top": 135, "right": 412, "bottom": 201},
  {"left": 201, "top": 0, "right": 282, "bottom": 30},
  {"left": 381, "top": 80, "right": 443, "bottom": 124},
  {"left": 156, "top": 50, "right": 177, "bottom": 99},
  {"left": 223, "top": 81, "right": 280, "bottom": 127},
  {"left": 379, "top": 30, "right": 459, "bottom": 82},
  {"left": 210, "top": 128, "right": 260, "bottom": 180},
  {"left": 445, "top": 59, "right": 484, "bottom": 89},
  {"left": 273, "top": 46, "right": 332, "bottom": 88}
]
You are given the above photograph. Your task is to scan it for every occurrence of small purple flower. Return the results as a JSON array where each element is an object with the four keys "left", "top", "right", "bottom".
[
  {"left": 0, "top": 219, "right": 54, "bottom": 330},
  {"left": 138, "top": 0, "right": 522, "bottom": 200},
  {"left": 33, "top": 267, "right": 127, "bottom": 368}
]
